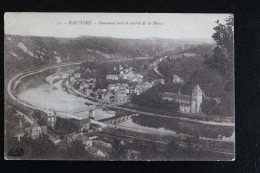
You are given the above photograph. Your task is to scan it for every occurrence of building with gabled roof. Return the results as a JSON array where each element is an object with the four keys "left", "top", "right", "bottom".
[
  {"left": 160, "top": 84, "right": 203, "bottom": 114},
  {"left": 106, "top": 75, "right": 119, "bottom": 80},
  {"left": 25, "top": 124, "right": 47, "bottom": 139},
  {"left": 85, "top": 146, "right": 106, "bottom": 157},
  {"left": 172, "top": 75, "right": 184, "bottom": 84}
]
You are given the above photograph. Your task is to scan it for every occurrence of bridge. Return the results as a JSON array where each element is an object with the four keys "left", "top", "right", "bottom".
[
  {"left": 67, "top": 104, "right": 105, "bottom": 114},
  {"left": 100, "top": 114, "right": 139, "bottom": 125}
]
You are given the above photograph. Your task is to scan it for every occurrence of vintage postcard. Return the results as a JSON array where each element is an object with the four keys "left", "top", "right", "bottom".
[{"left": 4, "top": 13, "right": 235, "bottom": 161}]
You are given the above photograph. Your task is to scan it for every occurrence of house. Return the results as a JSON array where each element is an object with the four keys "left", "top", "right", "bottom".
[
  {"left": 107, "top": 83, "right": 129, "bottom": 95},
  {"left": 126, "top": 150, "right": 141, "bottom": 160},
  {"left": 119, "top": 65, "right": 123, "bottom": 70},
  {"left": 92, "top": 140, "right": 112, "bottom": 153},
  {"left": 75, "top": 133, "right": 88, "bottom": 143},
  {"left": 131, "top": 74, "right": 143, "bottom": 83},
  {"left": 83, "top": 140, "right": 93, "bottom": 148},
  {"left": 65, "top": 132, "right": 77, "bottom": 146},
  {"left": 69, "top": 76, "right": 75, "bottom": 83},
  {"left": 116, "top": 94, "right": 129, "bottom": 103},
  {"left": 125, "top": 71, "right": 135, "bottom": 80},
  {"left": 65, "top": 132, "right": 88, "bottom": 146},
  {"left": 25, "top": 124, "right": 46, "bottom": 139},
  {"left": 81, "top": 78, "right": 95, "bottom": 83},
  {"left": 123, "top": 69, "right": 129, "bottom": 73},
  {"left": 41, "top": 126, "right": 48, "bottom": 134},
  {"left": 83, "top": 88, "right": 93, "bottom": 96},
  {"left": 106, "top": 75, "right": 119, "bottom": 80},
  {"left": 85, "top": 146, "right": 106, "bottom": 157},
  {"left": 107, "top": 84, "right": 117, "bottom": 91},
  {"left": 134, "top": 82, "right": 153, "bottom": 95},
  {"left": 73, "top": 72, "right": 81, "bottom": 79},
  {"left": 160, "top": 84, "right": 203, "bottom": 114},
  {"left": 172, "top": 75, "right": 184, "bottom": 84},
  {"left": 119, "top": 71, "right": 124, "bottom": 78},
  {"left": 152, "top": 79, "right": 165, "bottom": 85},
  {"left": 117, "top": 85, "right": 129, "bottom": 95},
  {"left": 42, "top": 109, "right": 56, "bottom": 128},
  {"left": 129, "top": 85, "right": 136, "bottom": 94},
  {"left": 103, "top": 92, "right": 114, "bottom": 103},
  {"left": 79, "top": 82, "right": 89, "bottom": 90},
  {"left": 143, "top": 82, "right": 153, "bottom": 88},
  {"left": 134, "top": 87, "right": 141, "bottom": 95}
]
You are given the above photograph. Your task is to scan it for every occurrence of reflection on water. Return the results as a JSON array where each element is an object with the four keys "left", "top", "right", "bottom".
[
  {"left": 118, "top": 118, "right": 177, "bottom": 136},
  {"left": 17, "top": 82, "right": 90, "bottom": 112},
  {"left": 95, "top": 109, "right": 116, "bottom": 120}
]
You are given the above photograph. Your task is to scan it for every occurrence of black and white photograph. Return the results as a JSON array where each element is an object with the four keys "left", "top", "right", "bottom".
[{"left": 4, "top": 13, "right": 235, "bottom": 161}]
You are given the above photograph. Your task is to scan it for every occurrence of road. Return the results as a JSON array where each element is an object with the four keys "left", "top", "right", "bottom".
[
  {"left": 16, "top": 110, "right": 34, "bottom": 124},
  {"left": 153, "top": 66, "right": 164, "bottom": 77}
]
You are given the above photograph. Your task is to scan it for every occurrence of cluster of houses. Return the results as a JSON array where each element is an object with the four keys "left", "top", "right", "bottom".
[
  {"left": 56, "top": 131, "right": 140, "bottom": 159},
  {"left": 68, "top": 74, "right": 97, "bottom": 97},
  {"left": 13, "top": 112, "right": 48, "bottom": 142},
  {"left": 69, "top": 64, "right": 168, "bottom": 104},
  {"left": 106, "top": 65, "right": 143, "bottom": 83},
  {"left": 56, "top": 133, "right": 113, "bottom": 158},
  {"left": 70, "top": 63, "right": 198, "bottom": 111}
]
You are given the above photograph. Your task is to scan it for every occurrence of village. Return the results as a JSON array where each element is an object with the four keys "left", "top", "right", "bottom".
[{"left": 69, "top": 63, "right": 166, "bottom": 104}]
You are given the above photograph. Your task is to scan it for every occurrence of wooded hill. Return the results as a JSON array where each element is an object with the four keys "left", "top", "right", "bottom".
[{"left": 5, "top": 35, "right": 208, "bottom": 74}]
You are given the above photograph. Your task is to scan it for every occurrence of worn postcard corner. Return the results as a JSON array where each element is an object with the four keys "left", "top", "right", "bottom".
[{"left": 4, "top": 13, "right": 234, "bottom": 161}]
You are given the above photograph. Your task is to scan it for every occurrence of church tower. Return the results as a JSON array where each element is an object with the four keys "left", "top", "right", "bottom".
[{"left": 191, "top": 84, "right": 203, "bottom": 113}]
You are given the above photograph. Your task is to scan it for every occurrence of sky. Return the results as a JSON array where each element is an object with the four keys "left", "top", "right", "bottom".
[{"left": 4, "top": 13, "right": 232, "bottom": 40}]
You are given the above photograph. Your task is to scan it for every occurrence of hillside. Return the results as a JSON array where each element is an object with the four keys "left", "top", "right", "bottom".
[{"left": 4, "top": 35, "right": 213, "bottom": 74}]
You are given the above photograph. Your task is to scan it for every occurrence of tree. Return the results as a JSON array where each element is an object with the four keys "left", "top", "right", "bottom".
[
  {"left": 164, "top": 140, "right": 182, "bottom": 159},
  {"left": 204, "top": 47, "right": 228, "bottom": 76},
  {"left": 132, "top": 86, "right": 179, "bottom": 112},
  {"left": 202, "top": 15, "right": 234, "bottom": 117},
  {"left": 212, "top": 16, "right": 234, "bottom": 52},
  {"left": 110, "top": 138, "right": 127, "bottom": 160},
  {"left": 205, "top": 15, "right": 234, "bottom": 83},
  {"left": 20, "top": 134, "right": 57, "bottom": 159},
  {"left": 65, "top": 140, "right": 93, "bottom": 160}
]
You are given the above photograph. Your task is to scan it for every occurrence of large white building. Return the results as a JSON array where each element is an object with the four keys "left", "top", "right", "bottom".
[{"left": 161, "top": 84, "right": 203, "bottom": 114}]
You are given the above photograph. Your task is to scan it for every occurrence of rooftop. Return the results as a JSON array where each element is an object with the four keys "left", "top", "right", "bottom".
[
  {"left": 160, "top": 92, "right": 192, "bottom": 101},
  {"left": 192, "top": 84, "right": 202, "bottom": 93}
]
